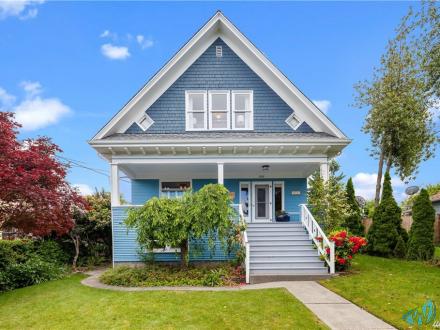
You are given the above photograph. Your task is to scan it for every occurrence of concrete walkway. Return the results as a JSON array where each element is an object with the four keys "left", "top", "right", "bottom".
[{"left": 81, "top": 271, "right": 395, "bottom": 330}]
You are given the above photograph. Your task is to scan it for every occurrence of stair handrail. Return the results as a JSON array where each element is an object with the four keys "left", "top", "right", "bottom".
[
  {"left": 233, "top": 203, "right": 250, "bottom": 284},
  {"left": 299, "top": 204, "right": 335, "bottom": 274}
]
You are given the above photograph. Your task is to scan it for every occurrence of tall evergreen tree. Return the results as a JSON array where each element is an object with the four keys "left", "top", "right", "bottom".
[
  {"left": 344, "top": 178, "right": 365, "bottom": 236},
  {"left": 367, "top": 172, "right": 404, "bottom": 257},
  {"left": 407, "top": 189, "right": 436, "bottom": 261}
]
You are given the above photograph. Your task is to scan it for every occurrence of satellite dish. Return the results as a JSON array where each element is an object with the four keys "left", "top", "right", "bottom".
[
  {"left": 356, "top": 196, "right": 366, "bottom": 208},
  {"left": 405, "top": 186, "right": 420, "bottom": 196}
]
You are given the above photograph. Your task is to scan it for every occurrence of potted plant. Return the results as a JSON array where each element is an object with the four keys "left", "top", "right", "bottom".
[{"left": 276, "top": 210, "right": 290, "bottom": 222}]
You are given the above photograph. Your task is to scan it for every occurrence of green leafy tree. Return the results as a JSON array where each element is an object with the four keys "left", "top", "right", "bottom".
[
  {"left": 125, "top": 184, "right": 235, "bottom": 266},
  {"left": 354, "top": 4, "right": 439, "bottom": 206},
  {"left": 69, "top": 190, "right": 112, "bottom": 269},
  {"left": 407, "top": 189, "right": 436, "bottom": 261},
  {"left": 308, "top": 160, "right": 350, "bottom": 232},
  {"left": 344, "top": 178, "right": 365, "bottom": 236},
  {"left": 367, "top": 172, "right": 405, "bottom": 257}
]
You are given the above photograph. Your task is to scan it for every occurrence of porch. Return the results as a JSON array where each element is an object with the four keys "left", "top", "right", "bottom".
[{"left": 110, "top": 160, "right": 330, "bottom": 223}]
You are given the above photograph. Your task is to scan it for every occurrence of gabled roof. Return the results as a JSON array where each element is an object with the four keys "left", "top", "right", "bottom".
[{"left": 90, "top": 11, "right": 348, "bottom": 141}]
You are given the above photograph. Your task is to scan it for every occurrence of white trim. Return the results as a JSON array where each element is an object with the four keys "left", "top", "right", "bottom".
[
  {"left": 273, "top": 181, "right": 285, "bottom": 215},
  {"left": 90, "top": 12, "right": 348, "bottom": 141},
  {"left": 232, "top": 90, "right": 253, "bottom": 130},
  {"left": 112, "top": 157, "right": 328, "bottom": 165},
  {"left": 285, "top": 113, "right": 303, "bottom": 130},
  {"left": 110, "top": 164, "right": 120, "bottom": 206},
  {"left": 208, "top": 90, "right": 230, "bottom": 130},
  {"left": 217, "top": 162, "right": 224, "bottom": 184},
  {"left": 185, "top": 90, "right": 208, "bottom": 131}
]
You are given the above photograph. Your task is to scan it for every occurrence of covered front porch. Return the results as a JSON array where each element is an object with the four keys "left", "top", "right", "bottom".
[{"left": 110, "top": 159, "right": 330, "bottom": 223}]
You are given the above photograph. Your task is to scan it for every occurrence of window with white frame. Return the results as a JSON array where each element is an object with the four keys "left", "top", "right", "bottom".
[
  {"left": 160, "top": 181, "right": 191, "bottom": 198},
  {"left": 232, "top": 91, "right": 253, "bottom": 130},
  {"left": 209, "top": 91, "right": 230, "bottom": 130},
  {"left": 185, "top": 91, "right": 207, "bottom": 130},
  {"left": 185, "top": 90, "right": 253, "bottom": 131}
]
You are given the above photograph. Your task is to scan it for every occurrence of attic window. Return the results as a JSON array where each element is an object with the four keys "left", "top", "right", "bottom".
[
  {"left": 286, "top": 113, "right": 303, "bottom": 130},
  {"left": 216, "top": 46, "right": 222, "bottom": 57},
  {"left": 136, "top": 114, "right": 154, "bottom": 131}
]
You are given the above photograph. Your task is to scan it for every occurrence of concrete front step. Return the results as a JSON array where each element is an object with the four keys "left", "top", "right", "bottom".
[
  {"left": 250, "top": 267, "right": 329, "bottom": 276},
  {"left": 251, "top": 255, "right": 320, "bottom": 263}
]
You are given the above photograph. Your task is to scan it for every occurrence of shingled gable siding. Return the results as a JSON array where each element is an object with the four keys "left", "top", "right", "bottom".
[{"left": 125, "top": 38, "right": 314, "bottom": 134}]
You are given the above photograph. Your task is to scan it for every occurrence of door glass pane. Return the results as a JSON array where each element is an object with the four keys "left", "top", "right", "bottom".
[
  {"left": 275, "top": 186, "right": 282, "bottom": 213},
  {"left": 240, "top": 186, "right": 249, "bottom": 218},
  {"left": 211, "top": 112, "right": 227, "bottom": 129},
  {"left": 256, "top": 186, "right": 267, "bottom": 218},
  {"left": 189, "top": 94, "right": 205, "bottom": 111}
]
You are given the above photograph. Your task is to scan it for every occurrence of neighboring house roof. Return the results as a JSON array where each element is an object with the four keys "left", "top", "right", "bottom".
[
  {"left": 431, "top": 192, "right": 440, "bottom": 203},
  {"left": 90, "top": 11, "right": 348, "bottom": 142}
]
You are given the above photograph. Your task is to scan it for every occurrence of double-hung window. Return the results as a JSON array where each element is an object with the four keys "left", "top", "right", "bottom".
[
  {"left": 232, "top": 91, "right": 253, "bottom": 130},
  {"left": 185, "top": 91, "right": 207, "bottom": 131},
  {"left": 209, "top": 90, "right": 230, "bottom": 130}
]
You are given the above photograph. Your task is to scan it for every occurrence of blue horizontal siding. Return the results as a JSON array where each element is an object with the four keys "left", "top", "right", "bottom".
[{"left": 125, "top": 38, "right": 314, "bottom": 134}]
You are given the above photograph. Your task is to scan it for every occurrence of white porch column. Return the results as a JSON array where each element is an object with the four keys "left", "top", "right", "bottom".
[
  {"left": 217, "top": 162, "right": 224, "bottom": 185},
  {"left": 320, "top": 161, "right": 329, "bottom": 182},
  {"left": 110, "top": 163, "right": 120, "bottom": 206}
]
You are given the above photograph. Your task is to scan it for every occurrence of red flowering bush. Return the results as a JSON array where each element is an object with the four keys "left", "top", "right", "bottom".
[{"left": 327, "top": 230, "right": 367, "bottom": 271}]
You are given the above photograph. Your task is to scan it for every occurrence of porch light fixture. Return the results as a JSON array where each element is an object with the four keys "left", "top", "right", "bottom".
[{"left": 262, "top": 165, "right": 270, "bottom": 171}]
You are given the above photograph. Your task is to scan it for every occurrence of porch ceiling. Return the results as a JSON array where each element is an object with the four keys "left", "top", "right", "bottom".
[{"left": 119, "top": 162, "right": 320, "bottom": 179}]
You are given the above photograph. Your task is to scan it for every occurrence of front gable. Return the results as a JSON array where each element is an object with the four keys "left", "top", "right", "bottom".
[
  {"left": 91, "top": 11, "right": 347, "bottom": 141},
  {"left": 125, "top": 38, "right": 314, "bottom": 134}
]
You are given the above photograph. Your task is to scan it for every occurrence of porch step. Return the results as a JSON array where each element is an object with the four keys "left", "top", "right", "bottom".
[
  {"left": 250, "top": 245, "right": 316, "bottom": 252},
  {"left": 247, "top": 223, "right": 303, "bottom": 228},
  {"left": 250, "top": 260, "right": 325, "bottom": 268},
  {"left": 247, "top": 232, "right": 309, "bottom": 238},
  {"left": 250, "top": 267, "right": 329, "bottom": 276},
  {"left": 250, "top": 274, "right": 331, "bottom": 284},
  {"left": 247, "top": 227, "right": 306, "bottom": 233},
  {"left": 250, "top": 238, "right": 311, "bottom": 244},
  {"left": 251, "top": 254, "right": 319, "bottom": 261}
]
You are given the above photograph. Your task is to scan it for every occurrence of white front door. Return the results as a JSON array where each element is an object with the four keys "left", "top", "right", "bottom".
[{"left": 252, "top": 182, "right": 272, "bottom": 222}]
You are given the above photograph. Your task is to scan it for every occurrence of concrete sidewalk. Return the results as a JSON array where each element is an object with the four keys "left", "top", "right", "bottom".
[{"left": 82, "top": 271, "right": 395, "bottom": 330}]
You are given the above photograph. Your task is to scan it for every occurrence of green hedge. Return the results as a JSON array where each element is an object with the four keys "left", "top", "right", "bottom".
[{"left": 0, "top": 239, "right": 68, "bottom": 292}]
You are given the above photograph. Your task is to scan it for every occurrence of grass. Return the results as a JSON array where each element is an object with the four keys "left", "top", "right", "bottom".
[
  {"left": 435, "top": 246, "right": 440, "bottom": 258},
  {"left": 0, "top": 274, "right": 327, "bottom": 329},
  {"left": 321, "top": 254, "right": 440, "bottom": 329}
]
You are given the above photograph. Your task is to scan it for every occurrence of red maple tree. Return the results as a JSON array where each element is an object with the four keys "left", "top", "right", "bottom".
[{"left": 0, "top": 112, "right": 88, "bottom": 236}]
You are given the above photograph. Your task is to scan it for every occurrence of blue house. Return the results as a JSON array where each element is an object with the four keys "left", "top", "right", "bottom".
[{"left": 90, "top": 12, "right": 350, "bottom": 283}]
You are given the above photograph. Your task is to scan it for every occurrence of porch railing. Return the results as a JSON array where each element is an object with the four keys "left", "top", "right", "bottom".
[
  {"left": 232, "top": 203, "right": 250, "bottom": 284},
  {"left": 299, "top": 204, "right": 335, "bottom": 274}
]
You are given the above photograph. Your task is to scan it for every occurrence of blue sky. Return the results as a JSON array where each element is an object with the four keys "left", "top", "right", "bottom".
[{"left": 0, "top": 1, "right": 438, "bottom": 202}]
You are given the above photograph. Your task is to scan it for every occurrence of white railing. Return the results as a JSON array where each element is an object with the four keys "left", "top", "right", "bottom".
[
  {"left": 299, "top": 204, "right": 335, "bottom": 274},
  {"left": 232, "top": 203, "right": 250, "bottom": 284}
]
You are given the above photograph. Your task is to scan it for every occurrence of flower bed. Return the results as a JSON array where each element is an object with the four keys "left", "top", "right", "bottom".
[
  {"left": 326, "top": 230, "right": 367, "bottom": 271},
  {"left": 100, "top": 263, "right": 245, "bottom": 287}
]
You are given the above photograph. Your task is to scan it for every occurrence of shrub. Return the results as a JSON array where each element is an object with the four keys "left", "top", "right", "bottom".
[
  {"left": 367, "top": 172, "right": 405, "bottom": 257},
  {"left": 344, "top": 178, "right": 365, "bottom": 236},
  {"left": 407, "top": 189, "right": 436, "bottom": 261},
  {"left": 0, "top": 239, "right": 67, "bottom": 292},
  {"left": 326, "top": 230, "right": 367, "bottom": 271}
]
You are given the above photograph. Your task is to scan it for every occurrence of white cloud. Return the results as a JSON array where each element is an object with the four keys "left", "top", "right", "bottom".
[
  {"left": 352, "top": 172, "right": 404, "bottom": 200},
  {"left": 136, "top": 34, "right": 154, "bottom": 49},
  {"left": 0, "top": 87, "right": 16, "bottom": 108},
  {"left": 14, "top": 97, "right": 71, "bottom": 130},
  {"left": 0, "top": 0, "right": 44, "bottom": 20},
  {"left": 20, "top": 80, "right": 42, "bottom": 98},
  {"left": 0, "top": 81, "right": 71, "bottom": 130},
  {"left": 312, "top": 100, "right": 331, "bottom": 114},
  {"left": 73, "top": 183, "right": 94, "bottom": 196},
  {"left": 101, "top": 43, "right": 130, "bottom": 60}
]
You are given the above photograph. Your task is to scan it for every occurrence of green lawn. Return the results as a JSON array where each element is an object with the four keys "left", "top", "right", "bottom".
[
  {"left": 0, "top": 274, "right": 327, "bottom": 330},
  {"left": 435, "top": 246, "right": 440, "bottom": 258},
  {"left": 321, "top": 255, "right": 440, "bottom": 329}
]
